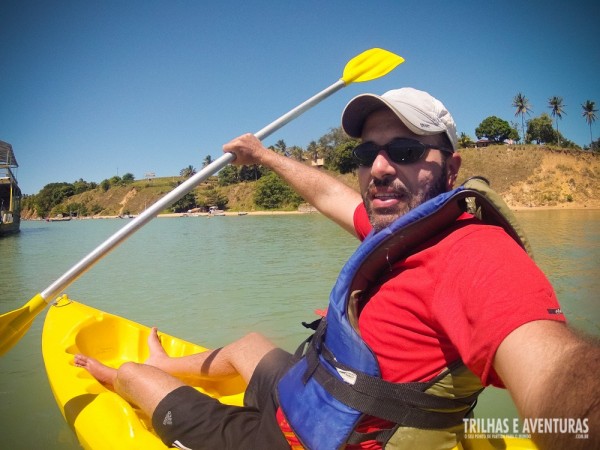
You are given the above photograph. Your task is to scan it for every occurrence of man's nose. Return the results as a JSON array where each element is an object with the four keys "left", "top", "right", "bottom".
[{"left": 370, "top": 150, "right": 396, "bottom": 179}]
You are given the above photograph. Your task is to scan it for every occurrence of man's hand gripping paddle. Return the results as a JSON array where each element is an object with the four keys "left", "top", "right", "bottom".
[{"left": 0, "top": 48, "right": 404, "bottom": 356}]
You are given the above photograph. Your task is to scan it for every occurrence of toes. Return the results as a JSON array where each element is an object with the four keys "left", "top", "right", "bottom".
[{"left": 148, "top": 327, "right": 163, "bottom": 347}]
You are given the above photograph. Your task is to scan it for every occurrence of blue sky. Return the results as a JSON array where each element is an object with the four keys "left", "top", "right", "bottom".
[{"left": 2, "top": 0, "right": 598, "bottom": 195}]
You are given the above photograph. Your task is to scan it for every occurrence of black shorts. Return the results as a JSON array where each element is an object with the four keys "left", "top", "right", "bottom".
[{"left": 152, "top": 348, "right": 294, "bottom": 449}]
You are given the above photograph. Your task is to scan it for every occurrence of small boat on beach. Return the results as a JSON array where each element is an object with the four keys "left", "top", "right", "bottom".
[
  {"left": 43, "top": 297, "right": 537, "bottom": 450},
  {"left": 0, "top": 141, "right": 21, "bottom": 236},
  {"left": 208, "top": 205, "right": 225, "bottom": 216},
  {"left": 47, "top": 215, "right": 72, "bottom": 222}
]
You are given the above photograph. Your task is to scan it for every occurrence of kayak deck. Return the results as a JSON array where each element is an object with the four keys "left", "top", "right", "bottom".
[{"left": 42, "top": 296, "right": 536, "bottom": 449}]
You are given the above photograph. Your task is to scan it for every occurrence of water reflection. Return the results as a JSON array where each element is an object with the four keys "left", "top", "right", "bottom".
[{"left": 515, "top": 210, "right": 600, "bottom": 334}]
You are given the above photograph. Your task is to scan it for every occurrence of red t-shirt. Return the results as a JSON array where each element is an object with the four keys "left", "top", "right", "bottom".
[
  {"left": 353, "top": 203, "right": 565, "bottom": 387},
  {"left": 277, "top": 203, "right": 565, "bottom": 449}
]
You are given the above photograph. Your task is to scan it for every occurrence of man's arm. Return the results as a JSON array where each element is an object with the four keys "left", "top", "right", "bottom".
[
  {"left": 494, "top": 320, "right": 600, "bottom": 449},
  {"left": 223, "top": 134, "right": 362, "bottom": 236}
]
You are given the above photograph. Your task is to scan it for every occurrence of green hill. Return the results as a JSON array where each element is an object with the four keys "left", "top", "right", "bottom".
[{"left": 23, "top": 145, "right": 600, "bottom": 219}]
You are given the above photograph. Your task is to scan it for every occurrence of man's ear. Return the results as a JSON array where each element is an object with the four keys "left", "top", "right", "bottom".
[{"left": 446, "top": 153, "right": 462, "bottom": 189}]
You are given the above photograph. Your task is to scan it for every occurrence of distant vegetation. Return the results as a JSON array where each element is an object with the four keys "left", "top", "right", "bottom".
[
  {"left": 24, "top": 174, "right": 135, "bottom": 218},
  {"left": 22, "top": 92, "right": 599, "bottom": 218},
  {"left": 22, "top": 142, "right": 600, "bottom": 219}
]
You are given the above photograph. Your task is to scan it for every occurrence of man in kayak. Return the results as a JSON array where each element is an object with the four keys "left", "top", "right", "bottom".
[{"left": 76, "top": 88, "right": 599, "bottom": 449}]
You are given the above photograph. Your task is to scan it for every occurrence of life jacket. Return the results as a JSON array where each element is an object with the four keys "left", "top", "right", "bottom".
[{"left": 277, "top": 177, "right": 532, "bottom": 450}]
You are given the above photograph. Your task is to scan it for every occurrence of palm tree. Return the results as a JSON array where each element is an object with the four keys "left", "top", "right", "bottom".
[
  {"left": 202, "top": 155, "right": 213, "bottom": 168},
  {"left": 512, "top": 93, "right": 532, "bottom": 143},
  {"left": 273, "top": 139, "right": 288, "bottom": 156},
  {"left": 180, "top": 165, "right": 196, "bottom": 178},
  {"left": 548, "top": 96, "right": 566, "bottom": 146},
  {"left": 581, "top": 100, "right": 598, "bottom": 150},
  {"left": 458, "top": 132, "right": 474, "bottom": 148}
]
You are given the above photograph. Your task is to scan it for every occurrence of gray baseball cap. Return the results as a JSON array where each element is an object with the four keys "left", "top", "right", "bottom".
[{"left": 341, "top": 87, "right": 458, "bottom": 151}]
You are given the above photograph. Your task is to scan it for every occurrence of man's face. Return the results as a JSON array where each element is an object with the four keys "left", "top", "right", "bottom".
[{"left": 358, "top": 109, "right": 461, "bottom": 231}]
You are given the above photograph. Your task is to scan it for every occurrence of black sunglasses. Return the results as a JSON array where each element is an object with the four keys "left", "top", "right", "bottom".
[{"left": 353, "top": 138, "right": 452, "bottom": 167}]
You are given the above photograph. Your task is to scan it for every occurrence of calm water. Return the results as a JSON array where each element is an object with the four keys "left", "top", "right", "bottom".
[{"left": 0, "top": 210, "right": 598, "bottom": 449}]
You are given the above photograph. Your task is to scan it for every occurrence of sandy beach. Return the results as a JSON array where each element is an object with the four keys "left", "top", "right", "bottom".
[{"left": 153, "top": 202, "right": 600, "bottom": 218}]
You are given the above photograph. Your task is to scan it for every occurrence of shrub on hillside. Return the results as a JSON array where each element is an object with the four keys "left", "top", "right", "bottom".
[{"left": 254, "top": 172, "right": 302, "bottom": 209}]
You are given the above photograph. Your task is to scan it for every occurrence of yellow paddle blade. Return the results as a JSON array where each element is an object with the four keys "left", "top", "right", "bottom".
[
  {"left": 342, "top": 48, "right": 404, "bottom": 85},
  {"left": 0, "top": 293, "right": 47, "bottom": 356}
]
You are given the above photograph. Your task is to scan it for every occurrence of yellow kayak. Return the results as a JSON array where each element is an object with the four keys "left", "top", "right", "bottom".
[{"left": 42, "top": 296, "right": 536, "bottom": 449}]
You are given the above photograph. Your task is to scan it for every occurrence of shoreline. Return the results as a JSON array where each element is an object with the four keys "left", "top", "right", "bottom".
[
  {"left": 157, "top": 210, "right": 309, "bottom": 218},
  {"left": 23, "top": 210, "right": 312, "bottom": 221},
  {"left": 22, "top": 203, "right": 600, "bottom": 221},
  {"left": 162, "top": 205, "right": 600, "bottom": 217},
  {"left": 509, "top": 204, "right": 600, "bottom": 211}
]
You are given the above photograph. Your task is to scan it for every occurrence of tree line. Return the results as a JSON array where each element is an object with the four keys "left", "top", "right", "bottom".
[
  {"left": 469, "top": 94, "right": 598, "bottom": 149},
  {"left": 171, "top": 130, "right": 353, "bottom": 212},
  {"left": 22, "top": 173, "right": 136, "bottom": 218},
  {"left": 23, "top": 96, "right": 598, "bottom": 216}
]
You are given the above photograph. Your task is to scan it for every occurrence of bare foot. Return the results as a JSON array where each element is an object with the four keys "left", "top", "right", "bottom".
[
  {"left": 144, "top": 327, "right": 171, "bottom": 369},
  {"left": 74, "top": 354, "right": 117, "bottom": 387}
]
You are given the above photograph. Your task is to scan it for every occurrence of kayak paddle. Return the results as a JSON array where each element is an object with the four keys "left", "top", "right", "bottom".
[{"left": 0, "top": 47, "right": 404, "bottom": 356}]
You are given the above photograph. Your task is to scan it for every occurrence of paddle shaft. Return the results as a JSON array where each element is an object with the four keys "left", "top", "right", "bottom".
[{"left": 40, "top": 79, "right": 347, "bottom": 302}]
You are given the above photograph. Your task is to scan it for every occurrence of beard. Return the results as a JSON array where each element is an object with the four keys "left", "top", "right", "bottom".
[{"left": 364, "top": 163, "right": 449, "bottom": 232}]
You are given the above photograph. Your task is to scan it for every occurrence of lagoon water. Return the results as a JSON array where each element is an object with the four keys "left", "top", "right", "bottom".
[{"left": 1, "top": 210, "right": 599, "bottom": 449}]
